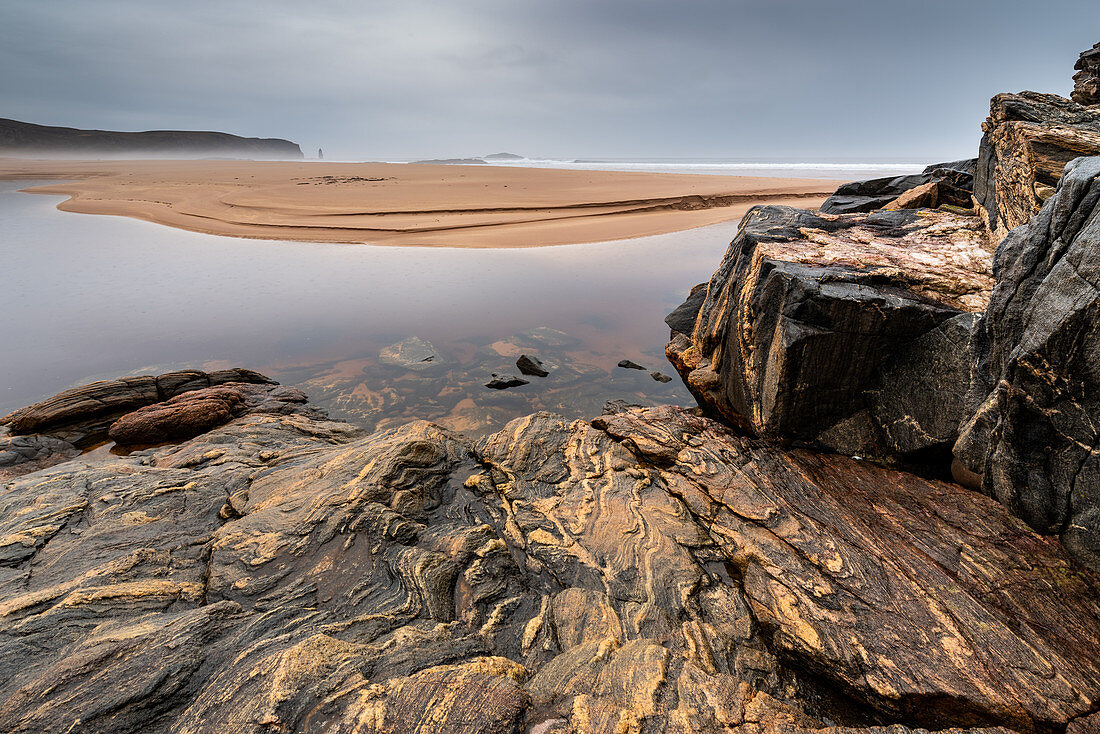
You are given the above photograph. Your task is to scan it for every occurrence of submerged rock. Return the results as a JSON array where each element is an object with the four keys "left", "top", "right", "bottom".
[
  {"left": 955, "top": 156, "right": 1100, "bottom": 572},
  {"left": 666, "top": 205, "right": 991, "bottom": 465},
  {"left": 616, "top": 359, "right": 646, "bottom": 370},
  {"left": 0, "top": 396, "right": 1094, "bottom": 733},
  {"left": 974, "top": 91, "right": 1100, "bottom": 239},
  {"left": 379, "top": 336, "right": 444, "bottom": 371}
]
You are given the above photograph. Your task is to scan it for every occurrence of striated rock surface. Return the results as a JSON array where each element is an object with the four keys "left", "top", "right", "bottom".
[
  {"left": 0, "top": 385, "right": 1095, "bottom": 732},
  {"left": 819, "top": 162, "right": 974, "bottom": 215},
  {"left": 955, "top": 156, "right": 1100, "bottom": 572},
  {"left": 666, "top": 205, "right": 992, "bottom": 465},
  {"left": 0, "top": 368, "right": 275, "bottom": 444},
  {"left": 974, "top": 91, "right": 1100, "bottom": 239},
  {"left": 1073, "top": 42, "right": 1100, "bottom": 106},
  {"left": 108, "top": 383, "right": 315, "bottom": 445}
]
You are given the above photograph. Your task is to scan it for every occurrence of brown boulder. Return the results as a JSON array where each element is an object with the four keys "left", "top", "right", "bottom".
[{"left": 107, "top": 386, "right": 247, "bottom": 445}]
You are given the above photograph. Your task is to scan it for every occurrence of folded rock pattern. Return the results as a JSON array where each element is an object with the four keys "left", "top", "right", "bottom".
[{"left": 0, "top": 400, "right": 1095, "bottom": 733}]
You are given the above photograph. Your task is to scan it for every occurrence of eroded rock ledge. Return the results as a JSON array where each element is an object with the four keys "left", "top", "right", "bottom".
[{"left": 0, "top": 389, "right": 1096, "bottom": 733}]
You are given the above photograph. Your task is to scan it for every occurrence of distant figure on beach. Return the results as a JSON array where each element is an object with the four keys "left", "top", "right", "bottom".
[{"left": 318, "top": 147, "right": 324, "bottom": 160}]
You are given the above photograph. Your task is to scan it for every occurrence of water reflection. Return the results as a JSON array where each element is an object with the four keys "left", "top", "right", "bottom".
[{"left": 0, "top": 180, "right": 746, "bottom": 436}]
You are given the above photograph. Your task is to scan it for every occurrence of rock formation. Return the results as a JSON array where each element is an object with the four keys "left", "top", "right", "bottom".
[
  {"left": 0, "top": 368, "right": 276, "bottom": 445},
  {"left": 974, "top": 92, "right": 1100, "bottom": 239},
  {"left": 666, "top": 205, "right": 991, "bottom": 466},
  {"left": 0, "top": 387, "right": 1095, "bottom": 732},
  {"left": 0, "top": 118, "right": 303, "bottom": 159},
  {"left": 819, "top": 161, "right": 974, "bottom": 215},
  {"left": 1073, "top": 42, "right": 1100, "bottom": 106},
  {"left": 955, "top": 156, "right": 1100, "bottom": 572}
]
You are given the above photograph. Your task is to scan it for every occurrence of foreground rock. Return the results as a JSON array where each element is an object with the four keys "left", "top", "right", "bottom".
[
  {"left": 1073, "top": 42, "right": 1100, "bottom": 106},
  {"left": 666, "top": 205, "right": 991, "bottom": 466},
  {"left": 974, "top": 91, "right": 1100, "bottom": 239},
  {"left": 955, "top": 156, "right": 1100, "bottom": 572},
  {"left": 0, "top": 389, "right": 1095, "bottom": 732}
]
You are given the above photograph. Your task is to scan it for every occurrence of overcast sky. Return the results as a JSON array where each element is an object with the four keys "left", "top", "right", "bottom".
[{"left": 2, "top": 1, "right": 1098, "bottom": 161}]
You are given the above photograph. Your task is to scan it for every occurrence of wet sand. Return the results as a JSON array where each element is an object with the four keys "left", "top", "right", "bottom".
[{"left": 0, "top": 159, "right": 839, "bottom": 247}]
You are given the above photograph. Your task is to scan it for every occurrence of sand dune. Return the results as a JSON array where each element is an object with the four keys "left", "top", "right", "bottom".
[{"left": 0, "top": 159, "right": 839, "bottom": 247}]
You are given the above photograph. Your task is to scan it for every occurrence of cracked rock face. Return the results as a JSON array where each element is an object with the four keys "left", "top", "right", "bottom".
[
  {"left": 0, "top": 395, "right": 1096, "bottom": 733},
  {"left": 974, "top": 91, "right": 1100, "bottom": 240},
  {"left": 956, "top": 156, "right": 1100, "bottom": 573},
  {"left": 665, "top": 205, "right": 991, "bottom": 467}
]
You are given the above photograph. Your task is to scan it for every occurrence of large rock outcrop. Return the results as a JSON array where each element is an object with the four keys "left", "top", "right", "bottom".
[
  {"left": 955, "top": 156, "right": 1100, "bottom": 572},
  {"left": 1073, "top": 42, "right": 1100, "bottom": 106},
  {"left": 974, "top": 91, "right": 1100, "bottom": 239},
  {"left": 666, "top": 205, "right": 992, "bottom": 466},
  {"left": 0, "top": 118, "right": 303, "bottom": 159},
  {"left": 0, "top": 388, "right": 1094, "bottom": 733}
]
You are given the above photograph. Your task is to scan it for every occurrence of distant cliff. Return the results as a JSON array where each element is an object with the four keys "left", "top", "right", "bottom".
[{"left": 0, "top": 118, "right": 303, "bottom": 159}]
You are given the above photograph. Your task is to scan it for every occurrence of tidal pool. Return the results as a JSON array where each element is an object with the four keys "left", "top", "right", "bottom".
[{"left": 0, "top": 178, "right": 742, "bottom": 436}]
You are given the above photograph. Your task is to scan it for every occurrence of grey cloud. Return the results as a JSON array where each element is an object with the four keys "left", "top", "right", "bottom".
[{"left": 2, "top": 0, "right": 1098, "bottom": 160}]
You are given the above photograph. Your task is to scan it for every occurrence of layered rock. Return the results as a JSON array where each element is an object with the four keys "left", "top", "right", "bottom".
[
  {"left": 0, "top": 368, "right": 276, "bottom": 445},
  {"left": 819, "top": 162, "right": 975, "bottom": 215},
  {"left": 0, "top": 393, "right": 1095, "bottom": 733},
  {"left": 666, "top": 205, "right": 992, "bottom": 465},
  {"left": 974, "top": 91, "right": 1100, "bottom": 239},
  {"left": 955, "top": 156, "right": 1100, "bottom": 572},
  {"left": 1073, "top": 42, "right": 1100, "bottom": 106}
]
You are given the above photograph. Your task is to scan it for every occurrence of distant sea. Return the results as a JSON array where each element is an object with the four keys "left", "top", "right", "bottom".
[{"left": 369, "top": 156, "right": 931, "bottom": 180}]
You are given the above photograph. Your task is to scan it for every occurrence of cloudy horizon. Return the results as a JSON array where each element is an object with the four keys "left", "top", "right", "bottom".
[{"left": 3, "top": 1, "right": 1098, "bottom": 161}]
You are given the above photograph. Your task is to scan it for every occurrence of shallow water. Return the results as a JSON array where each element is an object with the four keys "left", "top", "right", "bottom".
[{"left": 0, "top": 179, "right": 745, "bottom": 436}]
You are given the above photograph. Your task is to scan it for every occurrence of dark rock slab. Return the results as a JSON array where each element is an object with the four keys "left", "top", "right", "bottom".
[
  {"left": 516, "top": 354, "right": 549, "bottom": 377},
  {"left": 485, "top": 373, "right": 529, "bottom": 390},
  {"left": 617, "top": 359, "right": 646, "bottom": 370},
  {"left": 820, "top": 166, "right": 974, "bottom": 216},
  {"left": 974, "top": 91, "right": 1100, "bottom": 239},
  {"left": 955, "top": 156, "right": 1100, "bottom": 572},
  {"left": 650, "top": 371, "right": 673, "bottom": 383},
  {"left": 0, "top": 432, "right": 79, "bottom": 479},
  {"left": 1073, "top": 42, "right": 1100, "bottom": 106},
  {"left": 666, "top": 205, "right": 992, "bottom": 463}
]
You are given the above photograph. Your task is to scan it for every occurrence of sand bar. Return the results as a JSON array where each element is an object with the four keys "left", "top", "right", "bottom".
[{"left": 0, "top": 159, "right": 840, "bottom": 247}]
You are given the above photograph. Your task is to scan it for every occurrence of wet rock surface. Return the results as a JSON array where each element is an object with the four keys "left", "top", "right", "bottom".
[
  {"left": 956, "top": 156, "right": 1100, "bottom": 572},
  {"left": 0, "top": 395, "right": 1094, "bottom": 733},
  {"left": 666, "top": 205, "right": 992, "bottom": 465},
  {"left": 974, "top": 91, "right": 1100, "bottom": 239}
]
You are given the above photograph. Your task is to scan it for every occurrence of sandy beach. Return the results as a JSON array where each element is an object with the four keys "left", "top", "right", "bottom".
[{"left": 0, "top": 159, "right": 839, "bottom": 247}]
